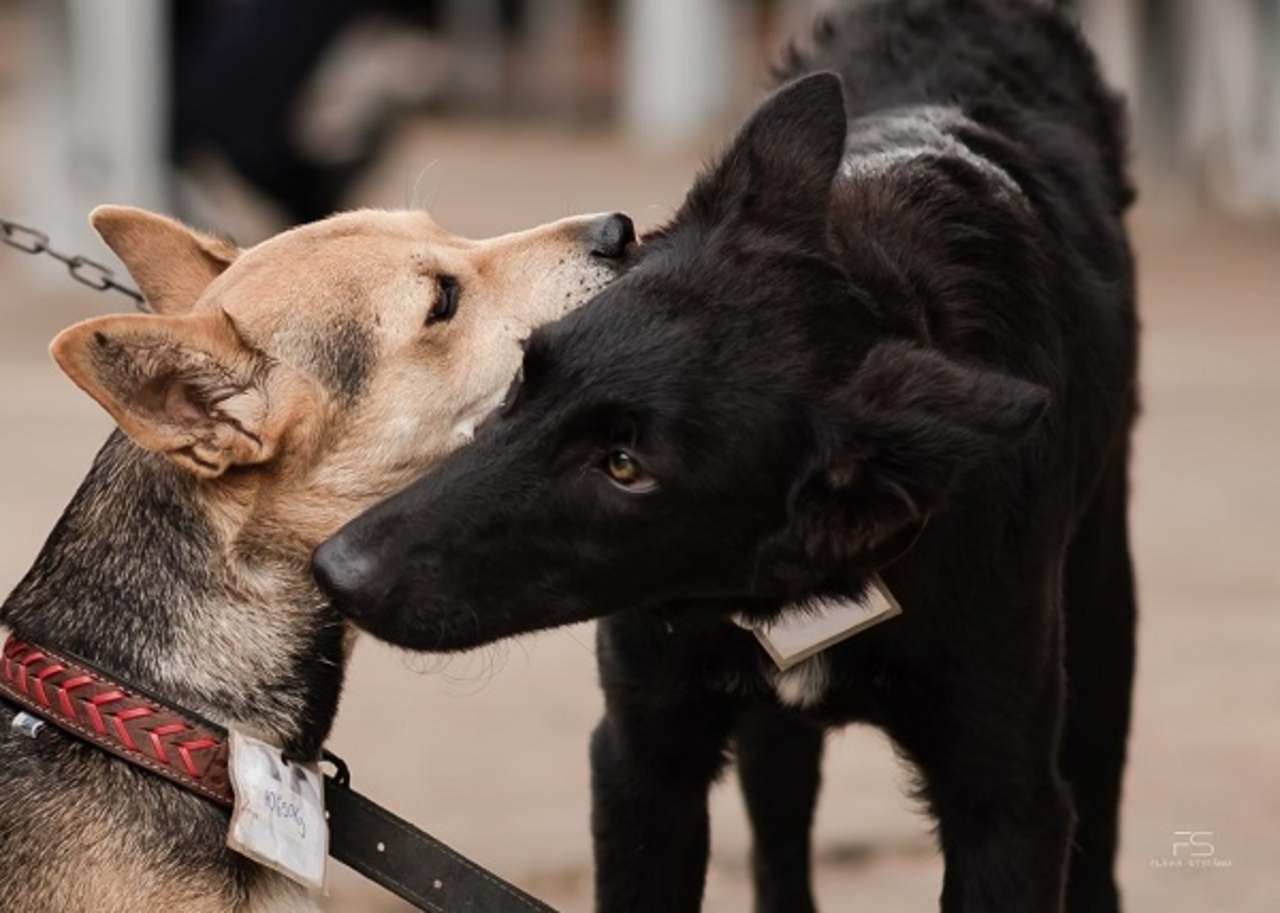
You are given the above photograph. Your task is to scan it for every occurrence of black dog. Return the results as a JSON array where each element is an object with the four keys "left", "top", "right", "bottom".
[{"left": 315, "top": 1, "right": 1138, "bottom": 910}]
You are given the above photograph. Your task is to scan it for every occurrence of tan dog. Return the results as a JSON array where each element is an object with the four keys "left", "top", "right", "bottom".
[{"left": 0, "top": 205, "right": 633, "bottom": 912}]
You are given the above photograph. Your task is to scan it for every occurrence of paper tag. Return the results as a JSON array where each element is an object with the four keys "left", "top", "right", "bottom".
[
  {"left": 738, "top": 574, "right": 902, "bottom": 671},
  {"left": 227, "top": 729, "right": 328, "bottom": 891}
]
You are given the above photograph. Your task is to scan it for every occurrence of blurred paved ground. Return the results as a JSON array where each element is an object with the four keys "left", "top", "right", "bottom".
[{"left": 2, "top": 103, "right": 1278, "bottom": 913}]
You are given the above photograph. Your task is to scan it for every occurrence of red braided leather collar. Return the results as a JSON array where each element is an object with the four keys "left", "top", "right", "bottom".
[
  {"left": 0, "top": 636, "right": 233, "bottom": 808},
  {"left": 0, "top": 635, "right": 564, "bottom": 911}
]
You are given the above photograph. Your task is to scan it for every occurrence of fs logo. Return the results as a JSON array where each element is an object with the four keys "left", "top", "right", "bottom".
[
  {"left": 1150, "top": 829, "right": 1230, "bottom": 869},
  {"left": 1172, "top": 831, "right": 1215, "bottom": 858}
]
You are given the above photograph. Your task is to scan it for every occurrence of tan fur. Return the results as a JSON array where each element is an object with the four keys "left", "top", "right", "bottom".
[
  {"left": 90, "top": 207, "right": 238, "bottom": 316},
  {"left": 53, "top": 205, "right": 619, "bottom": 545},
  {"left": 18, "top": 204, "right": 627, "bottom": 912},
  {"left": 53, "top": 308, "right": 280, "bottom": 477}
]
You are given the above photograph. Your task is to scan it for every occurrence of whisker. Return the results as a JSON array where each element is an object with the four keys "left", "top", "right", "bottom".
[{"left": 407, "top": 160, "right": 439, "bottom": 211}]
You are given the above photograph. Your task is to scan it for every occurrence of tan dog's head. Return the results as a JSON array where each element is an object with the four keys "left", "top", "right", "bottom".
[{"left": 51, "top": 205, "right": 634, "bottom": 545}]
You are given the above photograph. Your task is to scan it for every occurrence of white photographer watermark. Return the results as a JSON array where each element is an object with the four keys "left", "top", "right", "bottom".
[{"left": 1149, "top": 831, "right": 1234, "bottom": 870}]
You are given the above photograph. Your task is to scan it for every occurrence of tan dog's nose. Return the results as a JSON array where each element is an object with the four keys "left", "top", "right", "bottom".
[{"left": 588, "top": 212, "right": 636, "bottom": 260}]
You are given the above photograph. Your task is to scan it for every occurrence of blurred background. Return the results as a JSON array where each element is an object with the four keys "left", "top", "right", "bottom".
[{"left": 0, "top": 0, "right": 1276, "bottom": 910}]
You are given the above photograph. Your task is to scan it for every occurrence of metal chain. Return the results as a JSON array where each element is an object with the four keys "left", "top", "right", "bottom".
[{"left": 1, "top": 215, "right": 147, "bottom": 310}]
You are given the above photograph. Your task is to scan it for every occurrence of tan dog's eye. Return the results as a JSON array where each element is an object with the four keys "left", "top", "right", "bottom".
[
  {"left": 604, "top": 448, "right": 657, "bottom": 492},
  {"left": 428, "top": 276, "right": 460, "bottom": 325}
]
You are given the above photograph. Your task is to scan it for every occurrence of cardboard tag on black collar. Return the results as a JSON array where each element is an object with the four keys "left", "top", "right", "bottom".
[
  {"left": 227, "top": 729, "right": 329, "bottom": 892},
  {"left": 736, "top": 574, "right": 902, "bottom": 671}
]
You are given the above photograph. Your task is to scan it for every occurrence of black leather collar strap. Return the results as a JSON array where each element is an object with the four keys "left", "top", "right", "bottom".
[
  {"left": 325, "top": 774, "right": 556, "bottom": 912},
  {"left": 1, "top": 635, "right": 557, "bottom": 913}
]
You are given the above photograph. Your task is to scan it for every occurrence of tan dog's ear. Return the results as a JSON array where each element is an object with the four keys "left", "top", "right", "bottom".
[
  {"left": 50, "top": 310, "right": 280, "bottom": 478},
  {"left": 90, "top": 206, "right": 238, "bottom": 315}
]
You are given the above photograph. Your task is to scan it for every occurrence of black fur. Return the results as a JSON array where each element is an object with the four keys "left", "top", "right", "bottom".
[{"left": 316, "top": 1, "right": 1138, "bottom": 910}]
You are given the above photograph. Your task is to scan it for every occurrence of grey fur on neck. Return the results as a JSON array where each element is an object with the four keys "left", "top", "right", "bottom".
[
  {"left": 0, "top": 430, "right": 332, "bottom": 910},
  {"left": 1, "top": 430, "right": 346, "bottom": 757}
]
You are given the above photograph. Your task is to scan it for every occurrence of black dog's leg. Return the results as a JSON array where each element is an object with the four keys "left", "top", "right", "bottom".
[
  {"left": 1059, "top": 454, "right": 1135, "bottom": 913},
  {"left": 736, "top": 705, "right": 824, "bottom": 913},
  {"left": 591, "top": 704, "right": 734, "bottom": 912},
  {"left": 591, "top": 621, "right": 736, "bottom": 913},
  {"left": 889, "top": 611, "right": 1075, "bottom": 912}
]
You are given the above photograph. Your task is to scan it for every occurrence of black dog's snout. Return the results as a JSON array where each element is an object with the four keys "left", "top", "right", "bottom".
[
  {"left": 312, "top": 533, "right": 390, "bottom": 618},
  {"left": 588, "top": 212, "right": 636, "bottom": 259}
]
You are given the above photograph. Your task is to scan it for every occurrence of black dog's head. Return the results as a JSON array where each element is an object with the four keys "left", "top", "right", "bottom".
[{"left": 312, "top": 73, "right": 1048, "bottom": 651}]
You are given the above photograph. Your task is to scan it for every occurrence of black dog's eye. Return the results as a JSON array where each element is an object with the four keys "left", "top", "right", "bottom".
[
  {"left": 603, "top": 448, "right": 657, "bottom": 493},
  {"left": 428, "top": 276, "right": 460, "bottom": 325}
]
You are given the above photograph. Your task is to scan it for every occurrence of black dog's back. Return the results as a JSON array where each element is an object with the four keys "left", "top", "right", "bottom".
[{"left": 784, "top": 0, "right": 1132, "bottom": 208}]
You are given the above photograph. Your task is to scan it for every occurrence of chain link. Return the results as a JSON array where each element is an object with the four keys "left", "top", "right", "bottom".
[{"left": 1, "top": 215, "right": 147, "bottom": 309}]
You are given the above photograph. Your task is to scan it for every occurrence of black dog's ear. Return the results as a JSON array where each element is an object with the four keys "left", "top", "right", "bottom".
[
  {"left": 684, "top": 72, "right": 847, "bottom": 242},
  {"left": 758, "top": 341, "right": 1049, "bottom": 587}
]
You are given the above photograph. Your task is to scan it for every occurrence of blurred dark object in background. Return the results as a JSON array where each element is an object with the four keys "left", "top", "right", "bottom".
[
  {"left": 171, "top": 0, "right": 443, "bottom": 225},
  {"left": 163, "top": 0, "right": 812, "bottom": 230},
  {"left": 167, "top": 0, "right": 631, "bottom": 228}
]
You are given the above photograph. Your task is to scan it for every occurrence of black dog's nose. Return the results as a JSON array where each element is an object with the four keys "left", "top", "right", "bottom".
[
  {"left": 312, "top": 533, "right": 390, "bottom": 618},
  {"left": 587, "top": 212, "right": 636, "bottom": 259}
]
